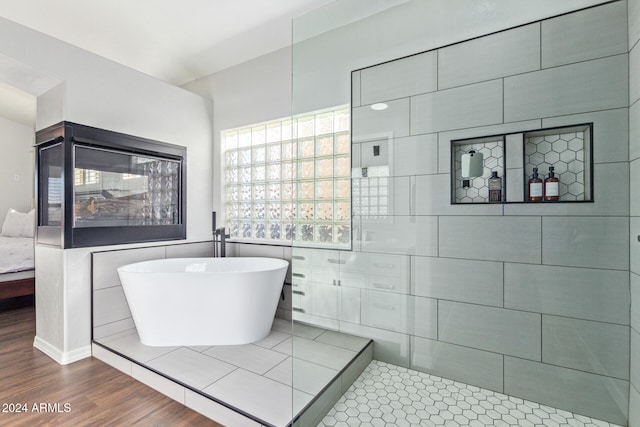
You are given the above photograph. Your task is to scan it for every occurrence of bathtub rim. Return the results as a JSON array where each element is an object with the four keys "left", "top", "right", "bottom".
[{"left": 117, "top": 256, "right": 289, "bottom": 275}]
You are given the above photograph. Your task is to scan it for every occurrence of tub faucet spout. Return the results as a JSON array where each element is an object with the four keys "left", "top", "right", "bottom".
[{"left": 214, "top": 227, "right": 230, "bottom": 257}]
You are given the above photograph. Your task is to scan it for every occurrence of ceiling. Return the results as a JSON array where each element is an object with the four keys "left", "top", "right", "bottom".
[
  {"left": 0, "top": 0, "right": 338, "bottom": 126},
  {"left": 0, "top": 0, "right": 412, "bottom": 127},
  {"left": 0, "top": 0, "right": 336, "bottom": 86}
]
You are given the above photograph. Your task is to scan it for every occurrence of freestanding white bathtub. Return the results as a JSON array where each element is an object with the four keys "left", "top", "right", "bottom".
[{"left": 117, "top": 257, "right": 289, "bottom": 346}]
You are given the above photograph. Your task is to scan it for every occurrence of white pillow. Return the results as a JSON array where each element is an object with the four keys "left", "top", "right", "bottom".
[
  {"left": 1, "top": 209, "right": 34, "bottom": 237},
  {"left": 22, "top": 209, "right": 35, "bottom": 238}
]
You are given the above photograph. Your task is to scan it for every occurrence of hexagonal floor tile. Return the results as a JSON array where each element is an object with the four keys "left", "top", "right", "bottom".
[{"left": 318, "top": 360, "right": 624, "bottom": 427}]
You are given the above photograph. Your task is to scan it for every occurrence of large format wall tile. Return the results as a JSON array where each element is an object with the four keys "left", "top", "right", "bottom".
[
  {"left": 185, "top": 389, "right": 261, "bottom": 427},
  {"left": 359, "top": 215, "right": 438, "bottom": 256},
  {"left": 541, "top": 0, "right": 628, "bottom": 68},
  {"left": 352, "top": 71, "right": 361, "bottom": 107},
  {"left": 165, "top": 242, "right": 213, "bottom": 258},
  {"left": 504, "top": 55, "right": 628, "bottom": 122},
  {"left": 93, "top": 318, "right": 135, "bottom": 341},
  {"left": 411, "top": 79, "right": 503, "bottom": 135},
  {"left": 352, "top": 98, "right": 410, "bottom": 140},
  {"left": 633, "top": 273, "right": 640, "bottom": 331},
  {"left": 504, "top": 263, "right": 630, "bottom": 325},
  {"left": 412, "top": 173, "right": 503, "bottom": 216},
  {"left": 632, "top": 217, "right": 640, "bottom": 275},
  {"left": 437, "top": 119, "right": 542, "bottom": 174},
  {"left": 542, "top": 108, "right": 629, "bottom": 165},
  {"left": 391, "top": 133, "right": 438, "bottom": 177},
  {"left": 504, "top": 357, "right": 629, "bottom": 426},
  {"left": 542, "top": 315, "right": 629, "bottom": 380},
  {"left": 391, "top": 176, "right": 411, "bottom": 215},
  {"left": 412, "top": 296, "right": 437, "bottom": 340},
  {"left": 631, "top": 41, "right": 640, "bottom": 106},
  {"left": 632, "top": 160, "right": 640, "bottom": 216},
  {"left": 92, "top": 246, "right": 166, "bottom": 290},
  {"left": 237, "top": 243, "right": 286, "bottom": 259},
  {"left": 412, "top": 256, "right": 503, "bottom": 307},
  {"left": 630, "top": 0, "right": 640, "bottom": 51},
  {"left": 631, "top": 102, "right": 640, "bottom": 162},
  {"left": 504, "top": 162, "right": 629, "bottom": 217},
  {"left": 361, "top": 291, "right": 414, "bottom": 334},
  {"left": 631, "top": 384, "right": 640, "bottom": 427},
  {"left": 411, "top": 336, "right": 503, "bottom": 392},
  {"left": 542, "top": 216, "right": 629, "bottom": 270},
  {"left": 338, "top": 287, "right": 361, "bottom": 324},
  {"left": 290, "top": 358, "right": 339, "bottom": 395},
  {"left": 131, "top": 364, "right": 186, "bottom": 404},
  {"left": 438, "top": 301, "right": 541, "bottom": 360},
  {"left": 439, "top": 216, "right": 541, "bottom": 263},
  {"left": 360, "top": 51, "right": 437, "bottom": 105},
  {"left": 439, "top": 23, "right": 540, "bottom": 90},
  {"left": 93, "top": 286, "right": 132, "bottom": 327},
  {"left": 632, "top": 328, "right": 640, "bottom": 392},
  {"left": 339, "top": 321, "right": 410, "bottom": 368},
  {"left": 505, "top": 168, "right": 524, "bottom": 202}
]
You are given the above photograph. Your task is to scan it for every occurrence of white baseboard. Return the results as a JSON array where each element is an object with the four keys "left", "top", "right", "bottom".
[{"left": 33, "top": 336, "right": 91, "bottom": 365}]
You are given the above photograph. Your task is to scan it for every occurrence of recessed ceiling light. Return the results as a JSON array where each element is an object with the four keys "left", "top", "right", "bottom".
[{"left": 370, "top": 103, "right": 388, "bottom": 111}]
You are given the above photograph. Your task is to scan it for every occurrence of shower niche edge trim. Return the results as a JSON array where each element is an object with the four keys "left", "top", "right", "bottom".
[{"left": 450, "top": 122, "right": 593, "bottom": 205}]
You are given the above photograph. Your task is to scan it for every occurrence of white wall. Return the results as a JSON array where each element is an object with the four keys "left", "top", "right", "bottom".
[
  {"left": 0, "top": 16, "right": 214, "bottom": 364},
  {"left": 0, "top": 115, "right": 34, "bottom": 226},
  {"left": 0, "top": 16, "right": 214, "bottom": 243},
  {"left": 182, "top": 47, "right": 291, "bottom": 224}
]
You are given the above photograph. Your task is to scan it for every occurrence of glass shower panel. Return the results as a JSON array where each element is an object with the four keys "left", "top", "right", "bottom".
[{"left": 292, "top": 1, "right": 631, "bottom": 426}]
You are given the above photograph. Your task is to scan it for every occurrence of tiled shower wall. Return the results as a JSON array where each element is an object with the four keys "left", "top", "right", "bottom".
[
  {"left": 629, "top": 0, "right": 640, "bottom": 425},
  {"left": 345, "top": 2, "right": 630, "bottom": 425}
]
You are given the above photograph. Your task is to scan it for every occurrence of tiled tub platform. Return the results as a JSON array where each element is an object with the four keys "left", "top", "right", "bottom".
[{"left": 92, "top": 319, "right": 373, "bottom": 426}]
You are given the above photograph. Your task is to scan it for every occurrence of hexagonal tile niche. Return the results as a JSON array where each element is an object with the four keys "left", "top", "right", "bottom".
[
  {"left": 524, "top": 125, "right": 591, "bottom": 201},
  {"left": 453, "top": 138, "right": 505, "bottom": 203},
  {"left": 319, "top": 360, "right": 623, "bottom": 427}
]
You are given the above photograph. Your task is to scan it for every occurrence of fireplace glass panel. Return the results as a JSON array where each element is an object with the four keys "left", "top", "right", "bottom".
[
  {"left": 74, "top": 146, "right": 180, "bottom": 227},
  {"left": 39, "top": 143, "right": 63, "bottom": 226}
]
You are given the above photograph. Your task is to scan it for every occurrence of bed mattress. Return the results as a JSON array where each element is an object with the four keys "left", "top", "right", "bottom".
[{"left": 0, "top": 236, "right": 34, "bottom": 274}]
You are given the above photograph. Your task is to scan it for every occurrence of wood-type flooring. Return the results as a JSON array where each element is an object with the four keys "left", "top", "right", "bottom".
[{"left": 0, "top": 297, "right": 222, "bottom": 427}]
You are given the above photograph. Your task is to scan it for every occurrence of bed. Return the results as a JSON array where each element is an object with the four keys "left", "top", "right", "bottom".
[{"left": 0, "top": 209, "right": 35, "bottom": 301}]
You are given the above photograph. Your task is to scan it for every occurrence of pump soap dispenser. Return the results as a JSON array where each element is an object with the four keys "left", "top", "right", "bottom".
[
  {"left": 544, "top": 166, "right": 559, "bottom": 201},
  {"left": 488, "top": 171, "right": 502, "bottom": 203},
  {"left": 528, "top": 167, "right": 543, "bottom": 202}
]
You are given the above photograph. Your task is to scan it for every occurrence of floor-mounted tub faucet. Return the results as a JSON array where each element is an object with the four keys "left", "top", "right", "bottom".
[
  {"left": 214, "top": 227, "right": 230, "bottom": 257},
  {"left": 211, "top": 212, "right": 230, "bottom": 257}
]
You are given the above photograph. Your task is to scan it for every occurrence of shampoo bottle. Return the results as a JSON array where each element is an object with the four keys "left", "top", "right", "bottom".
[
  {"left": 528, "top": 167, "right": 543, "bottom": 202},
  {"left": 544, "top": 166, "right": 559, "bottom": 201},
  {"left": 488, "top": 171, "right": 502, "bottom": 203}
]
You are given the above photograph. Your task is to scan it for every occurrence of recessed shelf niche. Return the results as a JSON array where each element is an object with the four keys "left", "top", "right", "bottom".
[
  {"left": 451, "top": 136, "right": 505, "bottom": 204},
  {"left": 450, "top": 123, "right": 593, "bottom": 204},
  {"left": 524, "top": 124, "right": 592, "bottom": 202}
]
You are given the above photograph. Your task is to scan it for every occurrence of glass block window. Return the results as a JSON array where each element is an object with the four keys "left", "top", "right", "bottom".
[{"left": 223, "top": 107, "right": 351, "bottom": 248}]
